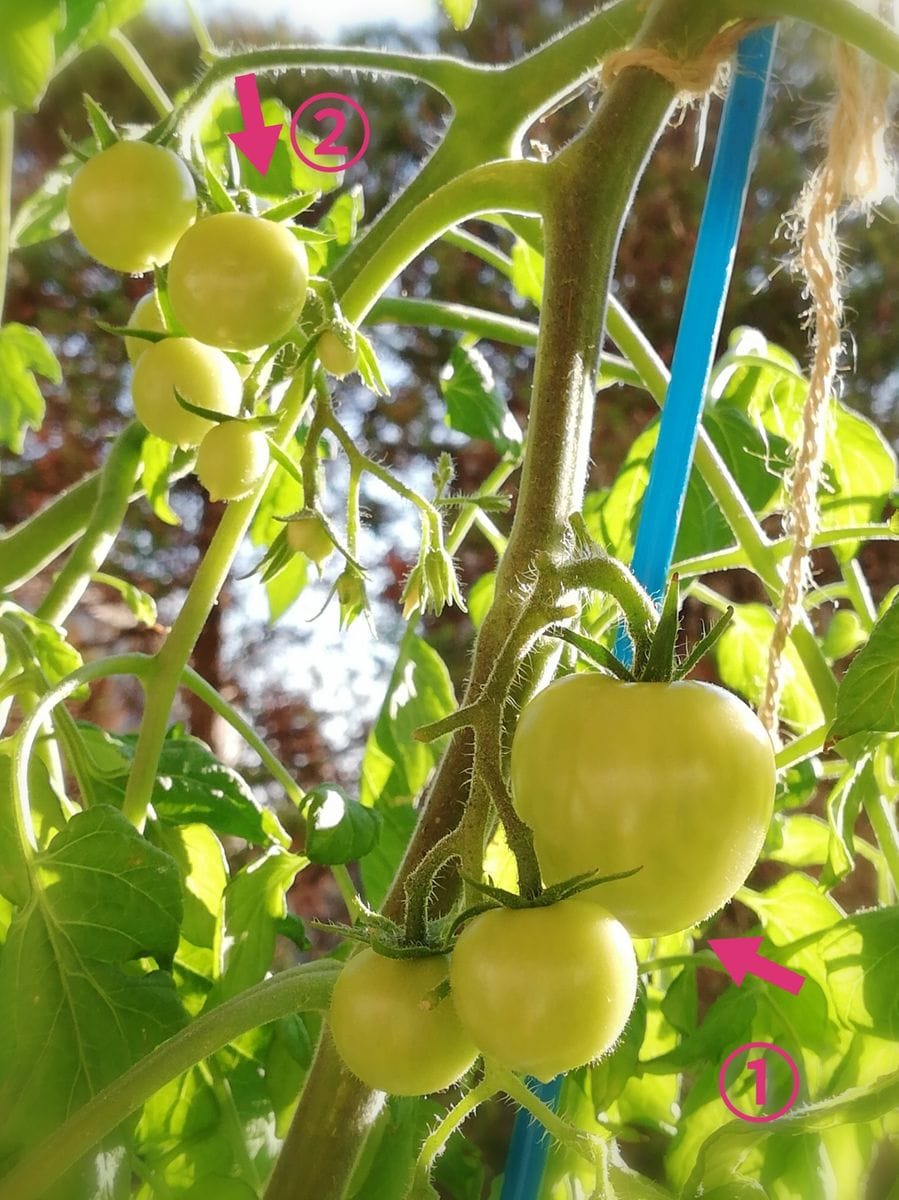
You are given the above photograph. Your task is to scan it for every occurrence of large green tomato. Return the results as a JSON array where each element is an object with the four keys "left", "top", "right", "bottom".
[
  {"left": 329, "top": 949, "right": 478, "bottom": 1096},
  {"left": 510, "top": 674, "right": 776, "bottom": 938},
  {"left": 67, "top": 142, "right": 196, "bottom": 274},
  {"left": 131, "top": 337, "right": 242, "bottom": 447},
  {"left": 168, "top": 213, "right": 309, "bottom": 351},
  {"left": 449, "top": 900, "right": 636, "bottom": 1082},
  {"left": 195, "top": 421, "right": 270, "bottom": 502}
]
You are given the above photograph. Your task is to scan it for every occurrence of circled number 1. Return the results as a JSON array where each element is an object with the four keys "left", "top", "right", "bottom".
[
  {"left": 747, "top": 1057, "right": 767, "bottom": 1106},
  {"left": 314, "top": 107, "right": 349, "bottom": 158}
]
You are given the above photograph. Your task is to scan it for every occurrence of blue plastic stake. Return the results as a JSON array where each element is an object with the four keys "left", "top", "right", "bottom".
[{"left": 499, "top": 26, "right": 777, "bottom": 1200}]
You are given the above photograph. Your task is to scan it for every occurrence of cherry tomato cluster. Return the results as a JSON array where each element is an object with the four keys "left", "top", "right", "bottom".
[
  {"left": 66, "top": 139, "right": 357, "bottom": 503},
  {"left": 329, "top": 673, "right": 775, "bottom": 1097}
]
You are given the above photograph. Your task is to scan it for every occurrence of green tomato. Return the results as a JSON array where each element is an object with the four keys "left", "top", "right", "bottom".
[
  {"left": 125, "top": 292, "right": 166, "bottom": 365},
  {"left": 131, "top": 337, "right": 242, "bottom": 447},
  {"left": 195, "top": 421, "right": 270, "bottom": 502},
  {"left": 168, "top": 212, "right": 309, "bottom": 351},
  {"left": 822, "top": 609, "right": 866, "bottom": 662},
  {"left": 510, "top": 674, "right": 776, "bottom": 938},
  {"left": 67, "top": 141, "right": 197, "bottom": 274},
  {"left": 449, "top": 900, "right": 636, "bottom": 1083},
  {"left": 318, "top": 330, "right": 358, "bottom": 379},
  {"left": 286, "top": 512, "right": 334, "bottom": 566},
  {"left": 329, "top": 948, "right": 478, "bottom": 1096}
]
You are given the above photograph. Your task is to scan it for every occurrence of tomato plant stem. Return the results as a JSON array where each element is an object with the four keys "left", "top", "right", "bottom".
[
  {"left": 0, "top": 961, "right": 341, "bottom": 1200},
  {"left": 178, "top": 664, "right": 304, "bottom": 814},
  {"left": 121, "top": 375, "right": 312, "bottom": 829},
  {"left": 36, "top": 423, "right": 147, "bottom": 625},
  {"left": 104, "top": 30, "right": 173, "bottom": 118}
]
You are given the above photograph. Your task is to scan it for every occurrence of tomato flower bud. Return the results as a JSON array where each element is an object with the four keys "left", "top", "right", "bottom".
[
  {"left": 336, "top": 567, "right": 368, "bottom": 629},
  {"left": 422, "top": 547, "right": 466, "bottom": 617}
]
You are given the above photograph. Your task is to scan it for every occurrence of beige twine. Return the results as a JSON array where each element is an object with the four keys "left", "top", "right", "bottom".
[
  {"left": 759, "top": 44, "right": 894, "bottom": 737},
  {"left": 602, "top": 21, "right": 760, "bottom": 98}
]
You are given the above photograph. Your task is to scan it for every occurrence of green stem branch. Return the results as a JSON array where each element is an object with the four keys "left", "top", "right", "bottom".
[
  {"left": 37, "top": 423, "right": 146, "bottom": 625},
  {"left": 121, "top": 377, "right": 312, "bottom": 830},
  {"left": 104, "top": 30, "right": 173, "bottom": 117}
]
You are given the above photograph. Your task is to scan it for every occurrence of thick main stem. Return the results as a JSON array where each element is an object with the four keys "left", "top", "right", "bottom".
[{"left": 264, "top": 11, "right": 701, "bottom": 1197}]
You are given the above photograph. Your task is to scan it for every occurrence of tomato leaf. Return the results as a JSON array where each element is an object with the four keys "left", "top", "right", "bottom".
[
  {"left": 75, "top": 723, "right": 289, "bottom": 847},
  {"left": 139, "top": 432, "right": 181, "bottom": 525},
  {"left": 305, "top": 784, "right": 382, "bottom": 865},
  {"left": 205, "top": 847, "right": 309, "bottom": 1006},
  {"left": 10, "top": 155, "right": 78, "bottom": 248},
  {"left": 440, "top": 342, "right": 523, "bottom": 457},
  {"left": 57, "top": 0, "right": 145, "bottom": 56},
  {"left": 509, "top": 237, "right": 544, "bottom": 306},
  {"left": 832, "top": 595, "right": 899, "bottom": 739},
  {"left": 357, "top": 636, "right": 454, "bottom": 906},
  {"left": 684, "top": 1065, "right": 899, "bottom": 1197},
  {"left": 0, "top": 0, "right": 61, "bottom": 111},
  {"left": 714, "top": 602, "right": 824, "bottom": 731},
  {"left": 92, "top": 570, "right": 158, "bottom": 626},
  {"left": 818, "top": 906, "right": 899, "bottom": 1039},
  {"left": 0, "top": 806, "right": 185, "bottom": 1173},
  {"left": 0, "top": 322, "right": 61, "bottom": 452}
]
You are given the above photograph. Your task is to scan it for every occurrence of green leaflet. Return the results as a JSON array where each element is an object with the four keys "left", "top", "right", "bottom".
[
  {"left": 832, "top": 596, "right": 899, "bottom": 739},
  {"left": 0, "top": 323, "right": 61, "bottom": 452},
  {"left": 358, "top": 634, "right": 455, "bottom": 906},
  {"left": 0, "top": 806, "right": 185, "bottom": 1175},
  {"left": 685, "top": 1065, "right": 899, "bottom": 1197}
]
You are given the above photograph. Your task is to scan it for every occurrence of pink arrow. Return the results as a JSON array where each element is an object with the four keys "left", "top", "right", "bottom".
[
  {"left": 228, "top": 73, "right": 283, "bottom": 175},
  {"left": 708, "top": 936, "right": 806, "bottom": 996}
]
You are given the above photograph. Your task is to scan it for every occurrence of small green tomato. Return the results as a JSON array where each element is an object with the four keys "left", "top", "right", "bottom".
[
  {"left": 318, "top": 330, "right": 358, "bottom": 379},
  {"left": 67, "top": 141, "right": 197, "bottom": 274},
  {"left": 196, "top": 421, "right": 270, "bottom": 502},
  {"left": 168, "top": 212, "right": 309, "bottom": 351},
  {"left": 132, "top": 337, "right": 242, "bottom": 447},
  {"left": 286, "top": 511, "right": 334, "bottom": 566}
]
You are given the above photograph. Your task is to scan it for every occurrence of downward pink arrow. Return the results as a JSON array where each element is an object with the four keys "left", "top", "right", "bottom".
[
  {"left": 708, "top": 936, "right": 806, "bottom": 996},
  {"left": 228, "top": 73, "right": 283, "bottom": 175}
]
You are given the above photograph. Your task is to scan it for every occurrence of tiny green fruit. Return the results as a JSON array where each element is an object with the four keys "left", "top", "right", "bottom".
[
  {"left": 286, "top": 512, "right": 334, "bottom": 566},
  {"left": 196, "top": 422, "right": 270, "bottom": 502},
  {"left": 318, "top": 330, "right": 358, "bottom": 379}
]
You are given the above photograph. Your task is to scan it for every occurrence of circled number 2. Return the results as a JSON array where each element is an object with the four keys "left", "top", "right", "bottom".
[
  {"left": 314, "top": 107, "right": 349, "bottom": 158},
  {"left": 291, "top": 93, "right": 370, "bottom": 173}
]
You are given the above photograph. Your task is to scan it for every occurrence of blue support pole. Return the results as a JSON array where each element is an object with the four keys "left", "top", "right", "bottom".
[{"left": 499, "top": 26, "right": 777, "bottom": 1200}]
